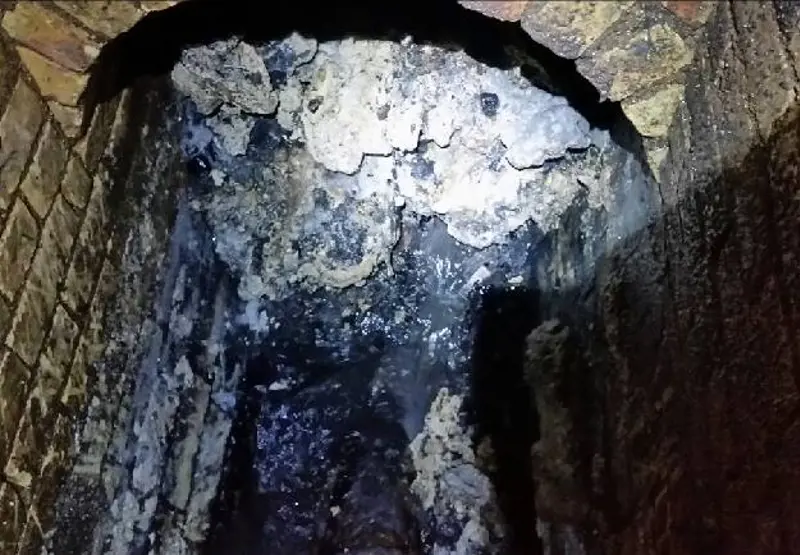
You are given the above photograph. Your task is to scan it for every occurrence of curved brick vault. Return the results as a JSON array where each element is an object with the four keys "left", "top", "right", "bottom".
[{"left": 1, "top": 1, "right": 798, "bottom": 181}]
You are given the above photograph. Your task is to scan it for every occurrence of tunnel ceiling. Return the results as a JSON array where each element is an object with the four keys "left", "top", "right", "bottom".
[{"left": 4, "top": 0, "right": 792, "bottom": 185}]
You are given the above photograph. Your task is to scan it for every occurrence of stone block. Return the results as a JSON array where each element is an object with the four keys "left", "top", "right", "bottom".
[
  {"left": 42, "top": 194, "right": 82, "bottom": 266},
  {"left": 72, "top": 93, "right": 121, "bottom": 173},
  {"left": 0, "top": 35, "right": 20, "bottom": 116},
  {"left": 53, "top": 0, "right": 145, "bottom": 40},
  {"left": 3, "top": 398, "right": 47, "bottom": 489},
  {"left": 19, "top": 119, "right": 69, "bottom": 218},
  {"left": 7, "top": 195, "right": 79, "bottom": 366},
  {"left": 459, "top": 1, "right": 528, "bottom": 22},
  {"left": 0, "top": 200, "right": 39, "bottom": 301},
  {"left": 6, "top": 286, "right": 51, "bottom": 367},
  {"left": 139, "top": 1, "right": 182, "bottom": 15},
  {"left": 704, "top": 5, "right": 759, "bottom": 169},
  {"left": 645, "top": 142, "right": 669, "bottom": 184},
  {"left": 31, "top": 305, "right": 79, "bottom": 420},
  {"left": 0, "top": 349, "right": 30, "bottom": 466},
  {"left": 0, "top": 294, "right": 9, "bottom": 340},
  {"left": 15, "top": 46, "right": 88, "bottom": 107},
  {"left": 62, "top": 176, "right": 108, "bottom": 315},
  {"left": 662, "top": 1, "right": 718, "bottom": 26},
  {"left": 47, "top": 101, "right": 83, "bottom": 140},
  {"left": 521, "top": 1, "right": 633, "bottom": 60},
  {"left": 577, "top": 23, "right": 693, "bottom": 102},
  {"left": 59, "top": 335, "right": 89, "bottom": 418},
  {"left": 621, "top": 84, "right": 685, "bottom": 138},
  {"left": 102, "top": 89, "right": 133, "bottom": 164},
  {"left": 61, "top": 155, "right": 92, "bottom": 209},
  {"left": 0, "top": 78, "right": 44, "bottom": 211},
  {"left": 82, "top": 259, "right": 115, "bottom": 356},
  {"left": 0, "top": 483, "right": 26, "bottom": 553},
  {"left": 2, "top": 1, "right": 101, "bottom": 72}
]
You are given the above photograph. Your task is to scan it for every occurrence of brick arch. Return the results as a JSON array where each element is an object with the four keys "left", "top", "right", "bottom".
[
  {"left": 0, "top": 1, "right": 180, "bottom": 138},
  {"left": 2, "top": 1, "right": 798, "bottom": 182},
  {"left": 462, "top": 0, "right": 711, "bottom": 180},
  {"left": 1, "top": 0, "right": 714, "bottom": 180}
]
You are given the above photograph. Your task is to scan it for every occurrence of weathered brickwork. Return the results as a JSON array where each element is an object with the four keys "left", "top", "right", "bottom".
[
  {"left": 0, "top": 32, "right": 139, "bottom": 555},
  {"left": 461, "top": 0, "right": 799, "bottom": 183},
  {"left": 0, "top": 0, "right": 179, "bottom": 142},
  {"left": 512, "top": 4, "right": 800, "bottom": 555}
]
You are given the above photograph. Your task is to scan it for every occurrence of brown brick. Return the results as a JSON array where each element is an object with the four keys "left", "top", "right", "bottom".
[
  {"left": 2, "top": 1, "right": 101, "bottom": 72},
  {"left": 0, "top": 350, "right": 30, "bottom": 466},
  {"left": 6, "top": 288, "right": 49, "bottom": 367},
  {"left": 62, "top": 176, "right": 108, "bottom": 315},
  {"left": 15, "top": 46, "right": 88, "bottom": 107},
  {"left": 7, "top": 196, "right": 80, "bottom": 366},
  {"left": 662, "top": 1, "right": 717, "bottom": 26},
  {"left": 72, "top": 93, "right": 120, "bottom": 173},
  {"left": 60, "top": 155, "right": 92, "bottom": 210},
  {"left": 31, "top": 305, "right": 79, "bottom": 420},
  {"left": 0, "top": 483, "right": 26, "bottom": 553},
  {"left": 0, "top": 78, "right": 44, "bottom": 211},
  {"left": 0, "top": 294, "right": 9, "bottom": 341},
  {"left": 53, "top": 0, "right": 144, "bottom": 39},
  {"left": 0, "top": 34, "right": 20, "bottom": 116},
  {"left": 47, "top": 100, "right": 82, "bottom": 141},
  {"left": 42, "top": 194, "right": 81, "bottom": 265},
  {"left": 521, "top": 1, "right": 633, "bottom": 60},
  {"left": 4, "top": 399, "right": 47, "bottom": 489},
  {"left": 19, "top": 119, "right": 69, "bottom": 218},
  {"left": 459, "top": 1, "right": 529, "bottom": 22},
  {"left": 59, "top": 336, "right": 88, "bottom": 418},
  {"left": 139, "top": 1, "right": 182, "bottom": 15},
  {"left": 0, "top": 200, "right": 39, "bottom": 301},
  {"left": 576, "top": 22, "right": 693, "bottom": 102}
]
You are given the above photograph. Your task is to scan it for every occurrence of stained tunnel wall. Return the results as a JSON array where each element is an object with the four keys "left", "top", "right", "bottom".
[
  {"left": 523, "top": 3, "right": 800, "bottom": 554},
  {"left": 0, "top": 1, "right": 798, "bottom": 554},
  {"left": 0, "top": 3, "right": 185, "bottom": 551}
]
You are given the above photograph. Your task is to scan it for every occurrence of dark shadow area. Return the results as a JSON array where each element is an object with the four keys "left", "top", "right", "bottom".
[
  {"left": 79, "top": 0, "right": 644, "bottom": 160},
  {"left": 202, "top": 317, "right": 417, "bottom": 554},
  {"left": 199, "top": 99, "right": 800, "bottom": 555},
  {"left": 508, "top": 103, "right": 800, "bottom": 555},
  {"left": 468, "top": 285, "right": 542, "bottom": 554}
]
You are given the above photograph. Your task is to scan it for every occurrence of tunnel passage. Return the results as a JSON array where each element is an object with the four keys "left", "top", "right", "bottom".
[
  {"left": 164, "top": 26, "right": 648, "bottom": 555},
  {"left": 1, "top": 1, "right": 799, "bottom": 555},
  {"left": 32, "top": 2, "right": 658, "bottom": 555}
]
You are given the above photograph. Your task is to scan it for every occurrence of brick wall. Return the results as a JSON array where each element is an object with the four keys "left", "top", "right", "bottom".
[
  {"left": 595, "top": 3, "right": 800, "bottom": 553},
  {"left": 519, "top": 3, "right": 800, "bottom": 555},
  {"left": 0, "top": 41, "right": 117, "bottom": 555},
  {"left": 0, "top": 10, "right": 181, "bottom": 554},
  {"left": 0, "top": 1, "right": 179, "bottom": 141}
]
